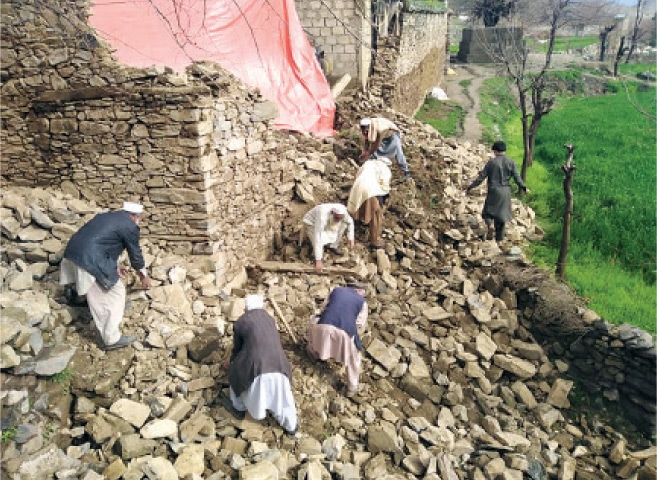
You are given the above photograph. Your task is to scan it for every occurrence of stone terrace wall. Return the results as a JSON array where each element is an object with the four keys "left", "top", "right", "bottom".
[
  {"left": 1, "top": 0, "right": 296, "bottom": 289},
  {"left": 296, "top": 0, "right": 372, "bottom": 88},
  {"left": 564, "top": 321, "right": 656, "bottom": 435},
  {"left": 513, "top": 280, "right": 656, "bottom": 436}
]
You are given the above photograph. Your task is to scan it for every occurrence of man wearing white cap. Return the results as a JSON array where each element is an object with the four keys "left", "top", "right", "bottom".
[
  {"left": 301, "top": 203, "right": 355, "bottom": 273},
  {"left": 359, "top": 117, "right": 411, "bottom": 179},
  {"left": 60, "top": 201, "right": 151, "bottom": 350},
  {"left": 222, "top": 295, "right": 299, "bottom": 436}
]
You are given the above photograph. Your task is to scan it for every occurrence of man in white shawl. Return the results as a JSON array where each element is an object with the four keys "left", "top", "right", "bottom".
[
  {"left": 302, "top": 203, "right": 355, "bottom": 273},
  {"left": 347, "top": 157, "right": 392, "bottom": 249}
]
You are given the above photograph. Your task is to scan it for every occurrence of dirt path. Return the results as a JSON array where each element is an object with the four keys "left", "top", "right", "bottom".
[{"left": 439, "top": 63, "right": 495, "bottom": 143}]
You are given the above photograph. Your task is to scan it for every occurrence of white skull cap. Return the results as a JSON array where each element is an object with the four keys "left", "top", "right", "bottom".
[
  {"left": 245, "top": 294, "right": 264, "bottom": 311},
  {"left": 359, "top": 118, "right": 371, "bottom": 127},
  {"left": 122, "top": 202, "right": 144, "bottom": 214}
]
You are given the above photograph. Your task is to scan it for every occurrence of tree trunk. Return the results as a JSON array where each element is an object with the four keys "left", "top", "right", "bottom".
[
  {"left": 599, "top": 25, "right": 616, "bottom": 62},
  {"left": 625, "top": 0, "right": 645, "bottom": 63},
  {"left": 519, "top": 89, "right": 530, "bottom": 182},
  {"left": 556, "top": 144, "right": 577, "bottom": 281},
  {"left": 614, "top": 36, "right": 626, "bottom": 77}
]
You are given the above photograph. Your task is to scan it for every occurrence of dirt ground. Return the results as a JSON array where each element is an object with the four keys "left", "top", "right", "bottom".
[{"left": 439, "top": 52, "right": 588, "bottom": 144}]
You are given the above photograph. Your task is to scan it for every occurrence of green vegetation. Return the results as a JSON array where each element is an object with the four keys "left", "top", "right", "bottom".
[
  {"left": 527, "top": 36, "right": 598, "bottom": 53},
  {"left": 415, "top": 97, "right": 464, "bottom": 137},
  {"left": 1, "top": 427, "right": 17, "bottom": 444},
  {"left": 450, "top": 43, "right": 460, "bottom": 54},
  {"left": 478, "top": 70, "right": 656, "bottom": 333},
  {"left": 48, "top": 368, "right": 75, "bottom": 394},
  {"left": 477, "top": 76, "right": 517, "bottom": 144},
  {"left": 618, "top": 62, "right": 657, "bottom": 78}
]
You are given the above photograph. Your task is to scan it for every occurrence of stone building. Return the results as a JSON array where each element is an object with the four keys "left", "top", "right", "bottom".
[
  {"left": 296, "top": 0, "right": 450, "bottom": 116},
  {"left": 1, "top": 0, "right": 304, "bottom": 291}
]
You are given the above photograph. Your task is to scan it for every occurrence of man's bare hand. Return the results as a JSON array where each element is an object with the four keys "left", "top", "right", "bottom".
[
  {"left": 141, "top": 276, "right": 151, "bottom": 289},
  {"left": 315, "top": 260, "right": 324, "bottom": 273},
  {"left": 118, "top": 267, "right": 129, "bottom": 278}
]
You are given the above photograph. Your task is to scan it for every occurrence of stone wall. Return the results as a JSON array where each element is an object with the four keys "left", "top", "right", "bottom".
[
  {"left": 458, "top": 26, "right": 525, "bottom": 64},
  {"left": 564, "top": 321, "right": 656, "bottom": 435},
  {"left": 394, "top": 10, "right": 448, "bottom": 116},
  {"left": 369, "top": 10, "right": 448, "bottom": 117},
  {"left": 295, "top": 0, "right": 372, "bottom": 88},
  {"left": 513, "top": 282, "right": 656, "bottom": 436},
  {"left": 1, "top": 0, "right": 299, "bottom": 289}
]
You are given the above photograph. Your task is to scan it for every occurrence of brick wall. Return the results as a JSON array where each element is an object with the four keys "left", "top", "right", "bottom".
[{"left": 295, "top": 0, "right": 372, "bottom": 88}]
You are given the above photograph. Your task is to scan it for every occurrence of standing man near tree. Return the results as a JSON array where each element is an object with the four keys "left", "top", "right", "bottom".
[
  {"left": 60, "top": 202, "right": 151, "bottom": 350},
  {"left": 464, "top": 141, "right": 528, "bottom": 242}
]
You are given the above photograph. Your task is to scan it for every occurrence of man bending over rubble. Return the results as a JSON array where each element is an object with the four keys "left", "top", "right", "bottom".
[
  {"left": 347, "top": 156, "right": 392, "bottom": 249},
  {"left": 301, "top": 203, "right": 355, "bottom": 273},
  {"left": 59, "top": 201, "right": 151, "bottom": 350},
  {"left": 222, "top": 295, "right": 299, "bottom": 437},
  {"left": 307, "top": 281, "right": 368, "bottom": 396},
  {"left": 359, "top": 117, "right": 411, "bottom": 179}
]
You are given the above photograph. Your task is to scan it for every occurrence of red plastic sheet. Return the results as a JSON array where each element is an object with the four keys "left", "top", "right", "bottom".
[{"left": 88, "top": 0, "right": 335, "bottom": 137}]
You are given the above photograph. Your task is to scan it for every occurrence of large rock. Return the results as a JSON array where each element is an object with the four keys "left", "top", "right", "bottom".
[{"left": 493, "top": 354, "right": 537, "bottom": 379}]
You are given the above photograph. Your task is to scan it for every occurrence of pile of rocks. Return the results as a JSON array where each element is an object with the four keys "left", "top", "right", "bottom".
[{"left": 1, "top": 113, "right": 655, "bottom": 479}]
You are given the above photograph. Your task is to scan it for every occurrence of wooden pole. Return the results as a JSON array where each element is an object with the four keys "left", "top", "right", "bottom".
[
  {"left": 268, "top": 296, "right": 298, "bottom": 344},
  {"left": 556, "top": 144, "right": 577, "bottom": 281}
]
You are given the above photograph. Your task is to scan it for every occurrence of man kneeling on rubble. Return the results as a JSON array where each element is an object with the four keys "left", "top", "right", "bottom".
[
  {"left": 222, "top": 295, "right": 299, "bottom": 436},
  {"left": 301, "top": 203, "right": 355, "bottom": 273},
  {"left": 307, "top": 282, "right": 368, "bottom": 395}
]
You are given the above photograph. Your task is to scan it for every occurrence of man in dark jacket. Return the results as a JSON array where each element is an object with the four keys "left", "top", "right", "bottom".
[
  {"left": 59, "top": 202, "right": 150, "bottom": 350},
  {"left": 464, "top": 141, "right": 528, "bottom": 242},
  {"left": 224, "top": 295, "right": 298, "bottom": 436}
]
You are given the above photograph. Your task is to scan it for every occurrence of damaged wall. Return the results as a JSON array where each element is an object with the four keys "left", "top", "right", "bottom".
[
  {"left": 296, "top": 0, "right": 372, "bottom": 89},
  {"left": 1, "top": 0, "right": 298, "bottom": 290},
  {"left": 369, "top": 9, "right": 448, "bottom": 117}
]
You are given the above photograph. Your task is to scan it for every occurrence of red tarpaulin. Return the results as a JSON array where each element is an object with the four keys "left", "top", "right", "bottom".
[{"left": 89, "top": 0, "right": 335, "bottom": 137}]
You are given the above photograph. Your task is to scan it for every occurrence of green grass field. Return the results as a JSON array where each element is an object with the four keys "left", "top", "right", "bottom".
[
  {"left": 485, "top": 76, "right": 657, "bottom": 333},
  {"left": 418, "top": 65, "right": 656, "bottom": 332},
  {"left": 527, "top": 36, "right": 598, "bottom": 53},
  {"left": 415, "top": 97, "right": 464, "bottom": 137}
]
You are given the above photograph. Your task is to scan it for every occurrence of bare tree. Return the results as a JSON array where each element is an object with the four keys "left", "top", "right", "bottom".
[
  {"left": 556, "top": 144, "right": 576, "bottom": 281},
  {"left": 483, "top": 0, "right": 575, "bottom": 181},
  {"left": 613, "top": 35, "right": 627, "bottom": 77},
  {"left": 471, "top": 0, "right": 516, "bottom": 27},
  {"left": 625, "top": 0, "right": 646, "bottom": 63},
  {"left": 599, "top": 23, "right": 616, "bottom": 61}
]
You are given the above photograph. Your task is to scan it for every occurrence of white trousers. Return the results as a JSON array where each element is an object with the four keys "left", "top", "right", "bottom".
[
  {"left": 86, "top": 280, "right": 126, "bottom": 346},
  {"left": 230, "top": 373, "right": 298, "bottom": 432}
]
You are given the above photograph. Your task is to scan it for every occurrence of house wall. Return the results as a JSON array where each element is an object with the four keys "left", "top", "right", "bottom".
[
  {"left": 295, "top": 0, "right": 372, "bottom": 89},
  {"left": 1, "top": 0, "right": 300, "bottom": 290}
]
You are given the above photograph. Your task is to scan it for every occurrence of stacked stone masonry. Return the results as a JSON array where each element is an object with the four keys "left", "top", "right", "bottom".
[
  {"left": 566, "top": 321, "right": 656, "bottom": 435},
  {"left": 1, "top": 0, "right": 298, "bottom": 289}
]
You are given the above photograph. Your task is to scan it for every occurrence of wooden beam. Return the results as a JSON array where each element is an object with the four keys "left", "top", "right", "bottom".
[{"left": 253, "top": 261, "right": 362, "bottom": 277}]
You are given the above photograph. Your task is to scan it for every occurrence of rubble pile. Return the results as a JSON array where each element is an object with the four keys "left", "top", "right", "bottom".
[{"left": 1, "top": 96, "right": 655, "bottom": 480}]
